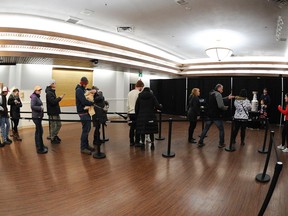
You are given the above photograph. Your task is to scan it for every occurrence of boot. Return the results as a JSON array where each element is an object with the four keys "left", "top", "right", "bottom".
[
  {"left": 11, "top": 130, "right": 16, "bottom": 138},
  {"left": 15, "top": 132, "right": 22, "bottom": 141}
]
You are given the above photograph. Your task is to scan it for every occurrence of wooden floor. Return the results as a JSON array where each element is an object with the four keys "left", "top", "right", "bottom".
[{"left": 0, "top": 118, "right": 287, "bottom": 216}]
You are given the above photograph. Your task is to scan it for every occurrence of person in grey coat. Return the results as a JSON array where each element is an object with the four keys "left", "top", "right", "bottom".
[{"left": 135, "top": 87, "right": 162, "bottom": 150}]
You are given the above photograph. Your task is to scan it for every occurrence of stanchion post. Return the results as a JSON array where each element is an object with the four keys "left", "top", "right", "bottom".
[
  {"left": 256, "top": 131, "right": 274, "bottom": 183},
  {"left": 93, "top": 119, "right": 106, "bottom": 159},
  {"left": 162, "top": 118, "right": 175, "bottom": 158},
  {"left": 93, "top": 143, "right": 106, "bottom": 159},
  {"left": 258, "top": 162, "right": 283, "bottom": 216},
  {"left": 155, "top": 111, "right": 165, "bottom": 140},
  {"left": 258, "top": 118, "right": 269, "bottom": 154},
  {"left": 101, "top": 123, "right": 109, "bottom": 142},
  {"left": 225, "top": 119, "right": 236, "bottom": 152},
  {"left": 47, "top": 115, "right": 51, "bottom": 140}
]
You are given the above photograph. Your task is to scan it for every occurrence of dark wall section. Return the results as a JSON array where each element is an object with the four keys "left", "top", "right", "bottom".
[
  {"left": 150, "top": 76, "right": 286, "bottom": 124},
  {"left": 150, "top": 78, "right": 186, "bottom": 115}
]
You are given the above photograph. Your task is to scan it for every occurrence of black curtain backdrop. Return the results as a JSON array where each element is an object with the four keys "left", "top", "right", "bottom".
[
  {"left": 150, "top": 76, "right": 284, "bottom": 124},
  {"left": 150, "top": 78, "right": 186, "bottom": 115}
]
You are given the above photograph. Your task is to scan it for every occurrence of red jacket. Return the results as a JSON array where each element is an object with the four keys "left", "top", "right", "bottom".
[{"left": 278, "top": 105, "right": 288, "bottom": 121}]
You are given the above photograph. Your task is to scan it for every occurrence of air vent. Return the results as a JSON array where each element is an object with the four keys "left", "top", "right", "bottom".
[
  {"left": 175, "top": 0, "right": 189, "bottom": 5},
  {"left": 66, "top": 17, "right": 81, "bottom": 24},
  {"left": 269, "top": 0, "right": 288, "bottom": 8},
  {"left": 117, "top": 26, "right": 134, "bottom": 33}
]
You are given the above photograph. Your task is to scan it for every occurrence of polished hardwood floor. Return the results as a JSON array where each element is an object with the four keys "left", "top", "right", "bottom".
[{"left": 0, "top": 118, "right": 287, "bottom": 216}]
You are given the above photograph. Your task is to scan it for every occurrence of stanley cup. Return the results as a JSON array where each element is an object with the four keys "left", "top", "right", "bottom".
[{"left": 251, "top": 91, "right": 258, "bottom": 112}]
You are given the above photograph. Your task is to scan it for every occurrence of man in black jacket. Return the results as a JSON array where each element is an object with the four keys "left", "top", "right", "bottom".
[
  {"left": 46, "top": 80, "right": 65, "bottom": 144},
  {"left": 198, "top": 84, "right": 233, "bottom": 148}
]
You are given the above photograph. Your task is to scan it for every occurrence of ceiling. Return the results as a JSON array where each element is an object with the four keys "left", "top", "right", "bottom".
[{"left": 1, "top": 0, "right": 288, "bottom": 75}]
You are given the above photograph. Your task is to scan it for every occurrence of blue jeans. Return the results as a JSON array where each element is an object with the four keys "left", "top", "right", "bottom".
[
  {"left": 0, "top": 116, "right": 10, "bottom": 141},
  {"left": 79, "top": 114, "right": 91, "bottom": 150},
  {"left": 199, "top": 119, "right": 224, "bottom": 145}
]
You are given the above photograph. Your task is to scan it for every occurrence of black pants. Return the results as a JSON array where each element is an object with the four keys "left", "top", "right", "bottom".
[
  {"left": 232, "top": 120, "right": 248, "bottom": 143},
  {"left": 128, "top": 114, "right": 140, "bottom": 144},
  {"left": 188, "top": 120, "right": 197, "bottom": 141},
  {"left": 282, "top": 121, "right": 288, "bottom": 147},
  {"left": 32, "top": 118, "right": 45, "bottom": 151},
  {"left": 11, "top": 118, "right": 19, "bottom": 133}
]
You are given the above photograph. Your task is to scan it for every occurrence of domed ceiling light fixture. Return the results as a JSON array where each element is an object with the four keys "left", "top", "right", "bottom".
[{"left": 205, "top": 47, "right": 233, "bottom": 61}]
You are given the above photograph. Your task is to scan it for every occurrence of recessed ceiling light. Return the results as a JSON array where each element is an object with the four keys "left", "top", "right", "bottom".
[{"left": 80, "top": 9, "right": 95, "bottom": 16}]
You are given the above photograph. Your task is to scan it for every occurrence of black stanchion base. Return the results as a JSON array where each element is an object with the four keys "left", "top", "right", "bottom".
[
  {"left": 155, "top": 137, "right": 165, "bottom": 141},
  {"left": 255, "top": 173, "right": 270, "bottom": 183},
  {"left": 258, "top": 148, "right": 268, "bottom": 154},
  {"left": 225, "top": 146, "right": 236, "bottom": 152},
  {"left": 93, "top": 152, "right": 106, "bottom": 159},
  {"left": 162, "top": 151, "right": 175, "bottom": 158}
]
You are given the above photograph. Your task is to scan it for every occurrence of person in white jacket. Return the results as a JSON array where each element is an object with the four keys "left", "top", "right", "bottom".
[{"left": 231, "top": 89, "right": 252, "bottom": 146}]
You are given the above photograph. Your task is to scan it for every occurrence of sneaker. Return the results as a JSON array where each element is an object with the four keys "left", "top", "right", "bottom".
[
  {"left": 282, "top": 148, "right": 288, "bottom": 153},
  {"left": 37, "top": 148, "right": 48, "bottom": 154},
  {"left": 218, "top": 143, "right": 225, "bottom": 148},
  {"left": 55, "top": 136, "right": 62, "bottom": 142},
  {"left": 51, "top": 138, "right": 60, "bottom": 144},
  {"left": 189, "top": 139, "right": 197, "bottom": 144},
  {"left": 7, "top": 138, "right": 13, "bottom": 143},
  {"left": 87, "top": 145, "right": 95, "bottom": 152},
  {"left": 198, "top": 142, "right": 205, "bottom": 148},
  {"left": 81, "top": 148, "right": 92, "bottom": 155},
  {"left": 3, "top": 141, "right": 12, "bottom": 145},
  {"left": 277, "top": 144, "right": 285, "bottom": 150},
  {"left": 0, "top": 142, "right": 5, "bottom": 147}
]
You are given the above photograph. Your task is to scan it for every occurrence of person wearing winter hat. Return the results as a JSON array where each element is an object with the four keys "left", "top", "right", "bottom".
[
  {"left": 75, "top": 76, "right": 96, "bottom": 155},
  {"left": 127, "top": 79, "right": 144, "bottom": 147},
  {"left": 46, "top": 79, "right": 65, "bottom": 144},
  {"left": 30, "top": 85, "right": 48, "bottom": 154},
  {"left": 0, "top": 86, "right": 12, "bottom": 146}
]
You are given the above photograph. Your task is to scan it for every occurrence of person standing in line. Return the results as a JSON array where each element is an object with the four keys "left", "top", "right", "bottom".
[
  {"left": 30, "top": 85, "right": 48, "bottom": 154},
  {"left": 135, "top": 87, "right": 162, "bottom": 150},
  {"left": 0, "top": 86, "right": 13, "bottom": 145},
  {"left": 8, "top": 88, "right": 23, "bottom": 141},
  {"left": 45, "top": 80, "right": 65, "bottom": 144},
  {"left": 260, "top": 88, "right": 271, "bottom": 118},
  {"left": 277, "top": 93, "right": 288, "bottom": 152},
  {"left": 187, "top": 88, "right": 201, "bottom": 144},
  {"left": 75, "top": 77, "right": 96, "bottom": 155},
  {"left": 92, "top": 86, "right": 108, "bottom": 147},
  {"left": 127, "top": 80, "right": 144, "bottom": 147},
  {"left": 198, "top": 84, "right": 234, "bottom": 148},
  {"left": 231, "top": 89, "right": 252, "bottom": 146}
]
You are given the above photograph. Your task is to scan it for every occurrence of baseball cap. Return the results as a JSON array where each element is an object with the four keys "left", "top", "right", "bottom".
[{"left": 34, "top": 85, "right": 42, "bottom": 91}]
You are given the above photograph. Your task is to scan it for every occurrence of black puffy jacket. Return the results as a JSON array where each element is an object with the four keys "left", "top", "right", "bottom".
[{"left": 45, "top": 86, "right": 62, "bottom": 115}]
